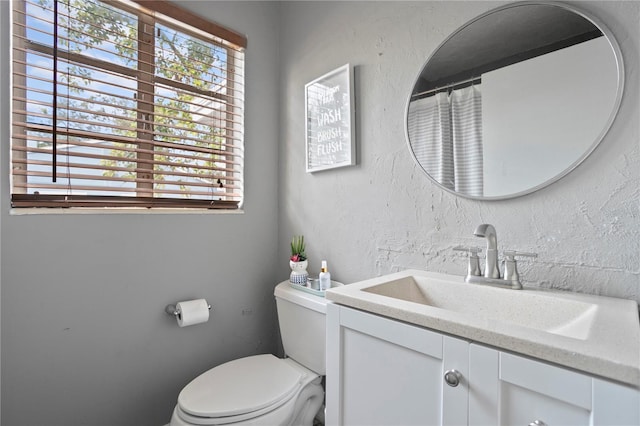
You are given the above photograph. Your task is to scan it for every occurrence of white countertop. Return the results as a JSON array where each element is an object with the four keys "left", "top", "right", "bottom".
[{"left": 325, "top": 269, "right": 640, "bottom": 388}]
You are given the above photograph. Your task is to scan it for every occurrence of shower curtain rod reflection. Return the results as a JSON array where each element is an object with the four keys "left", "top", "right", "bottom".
[{"left": 411, "top": 76, "right": 481, "bottom": 99}]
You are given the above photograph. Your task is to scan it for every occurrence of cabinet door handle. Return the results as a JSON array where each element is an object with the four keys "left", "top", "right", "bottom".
[
  {"left": 528, "top": 421, "right": 547, "bottom": 426},
  {"left": 444, "top": 369, "right": 462, "bottom": 387}
]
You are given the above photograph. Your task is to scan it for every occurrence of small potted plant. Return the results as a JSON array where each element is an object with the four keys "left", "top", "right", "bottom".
[{"left": 289, "top": 235, "right": 309, "bottom": 284}]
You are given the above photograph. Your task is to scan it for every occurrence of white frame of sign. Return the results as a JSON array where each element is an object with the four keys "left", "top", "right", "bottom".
[{"left": 305, "top": 64, "right": 356, "bottom": 173}]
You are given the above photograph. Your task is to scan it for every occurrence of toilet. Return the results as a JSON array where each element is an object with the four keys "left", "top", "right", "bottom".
[{"left": 169, "top": 281, "right": 327, "bottom": 425}]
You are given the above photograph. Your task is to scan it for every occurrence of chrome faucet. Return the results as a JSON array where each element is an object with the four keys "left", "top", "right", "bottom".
[
  {"left": 474, "top": 224, "right": 500, "bottom": 279},
  {"left": 454, "top": 224, "right": 537, "bottom": 290}
]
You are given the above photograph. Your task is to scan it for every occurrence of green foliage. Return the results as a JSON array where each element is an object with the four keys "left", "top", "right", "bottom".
[{"left": 290, "top": 235, "right": 307, "bottom": 262}]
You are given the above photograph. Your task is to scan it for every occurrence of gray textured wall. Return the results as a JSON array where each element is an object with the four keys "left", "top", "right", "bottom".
[
  {"left": 1, "top": 1, "right": 638, "bottom": 425},
  {"left": 1, "top": 2, "right": 281, "bottom": 425},
  {"left": 278, "top": 1, "right": 639, "bottom": 302}
]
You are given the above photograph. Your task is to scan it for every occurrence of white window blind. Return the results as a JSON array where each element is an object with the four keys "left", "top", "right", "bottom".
[{"left": 12, "top": 0, "right": 246, "bottom": 209}]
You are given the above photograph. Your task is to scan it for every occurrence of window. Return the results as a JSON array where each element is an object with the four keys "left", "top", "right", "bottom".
[{"left": 11, "top": 0, "right": 246, "bottom": 209}]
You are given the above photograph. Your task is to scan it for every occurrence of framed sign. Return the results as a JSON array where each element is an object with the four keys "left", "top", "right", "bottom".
[{"left": 305, "top": 64, "right": 356, "bottom": 172}]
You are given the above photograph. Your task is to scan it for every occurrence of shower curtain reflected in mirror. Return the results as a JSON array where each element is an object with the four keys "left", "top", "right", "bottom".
[{"left": 408, "top": 85, "right": 483, "bottom": 196}]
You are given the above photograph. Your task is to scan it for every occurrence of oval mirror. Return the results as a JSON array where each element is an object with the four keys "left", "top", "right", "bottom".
[{"left": 406, "top": 2, "right": 624, "bottom": 200}]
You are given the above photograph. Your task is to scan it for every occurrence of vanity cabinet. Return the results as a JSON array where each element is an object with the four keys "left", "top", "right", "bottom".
[
  {"left": 325, "top": 303, "right": 469, "bottom": 425},
  {"left": 468, "top": 344, "right": 639, "bottom": 425},
  {"left": 326, "top": 304, "right": 640, "bottom": 426}
]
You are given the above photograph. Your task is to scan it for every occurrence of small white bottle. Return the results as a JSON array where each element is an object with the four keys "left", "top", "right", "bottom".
[{"left": 319, "top": 260, "right": 331, "bottom": 291}]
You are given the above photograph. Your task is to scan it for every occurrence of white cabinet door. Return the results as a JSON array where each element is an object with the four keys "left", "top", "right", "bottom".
[
  {"left": 326, "top": 304, "right": 468, "bottom": 426},
  {"left": 469, "top": 344, "right": 640, "bottom": 426}
]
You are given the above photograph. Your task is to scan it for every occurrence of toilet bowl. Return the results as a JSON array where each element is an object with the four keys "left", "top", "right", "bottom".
[
  {"left": 170, "top": 355, "right": 323, "bottom": 425},
  {"left": 169, "top": 281, "right": 328, "bottom": 426}
]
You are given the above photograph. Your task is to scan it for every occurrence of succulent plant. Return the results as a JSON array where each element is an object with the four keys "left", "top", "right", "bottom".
[{"left": 290, "top": 235, "right": 307, "bottom": 262}]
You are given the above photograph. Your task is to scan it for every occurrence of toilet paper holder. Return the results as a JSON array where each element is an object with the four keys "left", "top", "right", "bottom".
[{"left": 165, "top": 302, "right": 212, "bottom": 318}]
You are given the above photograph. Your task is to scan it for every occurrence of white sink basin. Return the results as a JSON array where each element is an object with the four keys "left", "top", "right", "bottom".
[
  {"left": 362, "top": 275, "right": 598, "bottom": 340},
  {"left": 325, "top": 269, "right": 640, "bottom": 387}
]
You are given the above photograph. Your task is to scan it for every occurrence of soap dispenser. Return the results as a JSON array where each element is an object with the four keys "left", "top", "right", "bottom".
[{"left": 319, "top": 260, "right": 331, "bottom": 291}]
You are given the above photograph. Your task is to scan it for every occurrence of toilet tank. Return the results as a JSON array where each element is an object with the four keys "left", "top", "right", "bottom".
[{"left": 274, "top": 281, "right": 328, "bottom": 375}]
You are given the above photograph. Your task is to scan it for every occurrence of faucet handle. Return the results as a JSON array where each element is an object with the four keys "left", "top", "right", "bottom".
[
  {"left": 503, "top": 250, "right": 537, "bottom": 260},
  {"left": 453, "top": 246, "right": 483, "bottom": 276},
  {"left": 503, "top": 251, "right": 537, "bottom": 287},
  {"left": 453, "top": 245, "right": 483, "bottom": 255}
]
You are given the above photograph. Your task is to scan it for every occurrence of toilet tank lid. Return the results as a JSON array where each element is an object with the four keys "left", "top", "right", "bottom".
[
  {"left": 178, "top": 354, "right": 303, "bottom": 418},
  {"left": 274, "top": 281, "right": 328, "bottom": 313}
]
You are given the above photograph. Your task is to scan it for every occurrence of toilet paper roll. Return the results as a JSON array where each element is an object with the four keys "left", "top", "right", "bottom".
[{"left": 176, "top": 299, "right": 210, "bottom": 327}]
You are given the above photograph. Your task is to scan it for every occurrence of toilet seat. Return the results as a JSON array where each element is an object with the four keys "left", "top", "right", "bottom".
[{"left": 176, "top": 354, "right": 309, "bottom": 425}]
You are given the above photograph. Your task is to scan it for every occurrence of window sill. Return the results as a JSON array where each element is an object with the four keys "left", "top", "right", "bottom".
[{"left": 10, "top": 207, "right": 245, "bottom": 216}]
